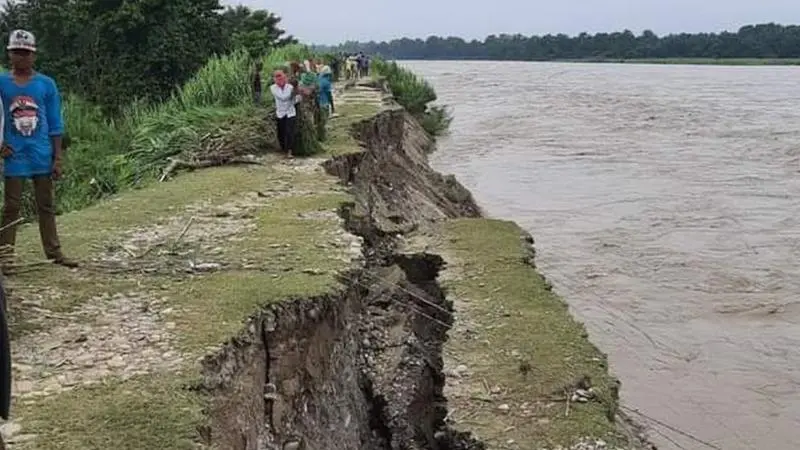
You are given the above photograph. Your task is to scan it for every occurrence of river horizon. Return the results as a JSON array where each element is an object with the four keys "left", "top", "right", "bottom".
[{"left": 405, "top": 60, "right": 800, "bottom": 450}]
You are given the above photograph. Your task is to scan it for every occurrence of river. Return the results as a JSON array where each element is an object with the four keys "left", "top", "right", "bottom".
[{"left": 404, "top": 60, "right": 800, "bottom": 450}]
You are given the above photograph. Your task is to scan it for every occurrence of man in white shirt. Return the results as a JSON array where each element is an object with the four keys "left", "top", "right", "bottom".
[{"left": 269, "top": 69, "right": 297, "bottom": 158}]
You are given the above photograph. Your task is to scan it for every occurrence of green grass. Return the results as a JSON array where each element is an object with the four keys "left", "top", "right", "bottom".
[
  {"left": 15, "top": 374, "right": 206, "bottom": 450},
  {"left": 432, "top": 218, "right": 629, "bottom": 448},
  {"left": 323, "top": 101, "right": 381, "bottom": 156},
  {"left": 9, "top": 160, "right": 356, "bottom": 449},
  {"left": 10, "top": 161, "right": 350, "bottom": 326},
  {"left": 170, "top": 190, "right": 351, "bottom": 352}
]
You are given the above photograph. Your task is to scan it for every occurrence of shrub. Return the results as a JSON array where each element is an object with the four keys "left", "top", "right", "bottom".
[
  {"left": 371, "top": 59, "right": 453, "bottom": 139},
  {"left": 418, "top": 105, "right": 453, "bottom": 138}
]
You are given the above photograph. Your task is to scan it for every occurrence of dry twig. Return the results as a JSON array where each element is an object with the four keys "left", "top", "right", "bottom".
[
  {"left": 159, "top": 156, "right": 263, "bottom": 182},
  {"left": 171, "top": 216, "right": 196, "bottom": 251},
  {"left": 0, "top": 217, "right": 24, "bottom": 233}
]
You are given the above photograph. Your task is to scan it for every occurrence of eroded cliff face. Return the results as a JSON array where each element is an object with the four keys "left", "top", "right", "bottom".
[
  {"left": 197, "top": 106, "right": 486, "bottom": 450},
  {"left": 325, "top": 106, "right": 481, "bottom": 238}
]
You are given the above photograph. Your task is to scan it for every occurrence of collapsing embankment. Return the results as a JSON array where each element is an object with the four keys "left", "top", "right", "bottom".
[
  {"left": 197, "top": 100, "right": 487, "bottom": 449},
  {"left": 3, "top": 82, "right": 648, "bottom": 450},
  {"left": 198, "top": 91, "right": 649, "bottom": 448}
]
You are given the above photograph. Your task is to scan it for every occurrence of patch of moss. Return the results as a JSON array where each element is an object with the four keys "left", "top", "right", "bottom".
[{"left": 436, "top": 218, "right": 628, "bottom": 448}]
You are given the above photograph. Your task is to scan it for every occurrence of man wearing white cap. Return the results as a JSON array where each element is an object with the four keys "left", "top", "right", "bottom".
[{"left": 0, "top": 30, "right": 77, "bottom": 270}]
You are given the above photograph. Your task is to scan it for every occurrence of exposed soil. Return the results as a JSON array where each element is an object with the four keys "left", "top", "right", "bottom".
[{"left": 198, "top": 85, "right": 487, "bottom": 450}]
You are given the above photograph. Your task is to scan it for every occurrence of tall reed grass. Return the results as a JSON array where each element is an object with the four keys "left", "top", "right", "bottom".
[
  {"left": 5, "top": 44, "right": 325, "bottom": 215},
  {"left": 370, "top": 59, "right": 452, "bottom": 138}
]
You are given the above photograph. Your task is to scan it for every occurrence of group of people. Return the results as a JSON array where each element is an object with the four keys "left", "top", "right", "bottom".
[
  {"left": 343, "top": 52, "right": 370, "bottom": 80},
  {"left": 251, "top": 58, "right": 336, "bottom": 158}
]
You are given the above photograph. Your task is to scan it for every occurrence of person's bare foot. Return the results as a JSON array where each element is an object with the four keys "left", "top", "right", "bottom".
[{"left": 286, "top": 150, "right": 294, "bottom": 159}]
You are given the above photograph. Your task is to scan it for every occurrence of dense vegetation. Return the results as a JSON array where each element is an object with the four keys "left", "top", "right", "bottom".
[
  {"left": 322, "top": 23, "right": 800, "bottom": 61},
  {"left": 0, "top": 0, "right": 296, "bottom": 112},
  {"left": 50, "top": 45, "right": 318, "bottom": 214},
  {"left": 0, "top": 1, "right": 452, "bottom": 217},
  {"left": 0, "top": 0, "right": 316, "bottom": 215}
]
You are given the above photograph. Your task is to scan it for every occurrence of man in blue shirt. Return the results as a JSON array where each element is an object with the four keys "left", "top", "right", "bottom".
[{"left": 0, "top": 30, "right": 76, "bottom": 270}]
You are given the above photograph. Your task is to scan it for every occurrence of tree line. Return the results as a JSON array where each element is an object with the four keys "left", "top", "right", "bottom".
[
  {"left": 320, "top": 23, "right": 800, "bottom": 61},
  {"left": 0, "top": 0, "right": 296, "bottom": 113}
]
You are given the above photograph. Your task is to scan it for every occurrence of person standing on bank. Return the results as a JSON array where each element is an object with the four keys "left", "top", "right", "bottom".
[
  {"left": 0, "top": 30, "right": 77, "bottom": 270},
  {"left": 317, "top": 65, "right": 334, "bottom": 117},
  {"left": 269, "top": 69, "right": 297, "bottom": 158}
]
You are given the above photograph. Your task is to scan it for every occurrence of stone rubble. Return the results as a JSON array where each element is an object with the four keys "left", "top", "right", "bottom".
[
  {"left": 539, "top": 437, "right": 628, "bottom": 450},
  {"left": 11, "top": 291, "right": 183, "bottom": 400},
  {"left": 92, "top": 180, "right": 361, "bottom": 273}
]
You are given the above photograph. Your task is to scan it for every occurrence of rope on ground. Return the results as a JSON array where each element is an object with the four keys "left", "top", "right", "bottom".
[
  {"left": 0, "top": 218, "right": 24, "bottom": 234},
  {"left": 364, "top": 271, "right": 454, "bottom": 317},
  {"left": 351, "top": 276, "right": 452, "bottom": 330},
  {"left": 620, "top": 405, "right": 722, "bottom": 450}
]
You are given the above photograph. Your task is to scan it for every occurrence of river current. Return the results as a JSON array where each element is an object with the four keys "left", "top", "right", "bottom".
[{"left": 405, "top": 60, "right": 800, "bottom": 450}]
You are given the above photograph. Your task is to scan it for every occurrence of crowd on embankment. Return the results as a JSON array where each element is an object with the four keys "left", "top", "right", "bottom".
[
  {"left": 249, "top": 51, "right": 374, "bottom": 158},
  {"left": 0, "top": 27, "right": 448, "bottom": 439},
  {"left": 0, "top": 31, "right": 437, "bottom": 277}
]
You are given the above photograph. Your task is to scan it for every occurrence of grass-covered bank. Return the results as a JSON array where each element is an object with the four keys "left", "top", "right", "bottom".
[
  {"left": 8, "top": 45, "right": 322, "bottom": 216},
  {"left": 370, "top": 59, "right": 453, "bottom": 138},
  {"left": 3, "top": 80, "right": 451, "bottom": 449},
  {"left": 9, "top": 159, "right": 356, "bottom": 449},
  {"left": 419, "top": 220, "right": 634, "bottom": 448}
]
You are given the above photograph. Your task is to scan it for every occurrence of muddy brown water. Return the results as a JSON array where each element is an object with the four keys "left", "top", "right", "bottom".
[{"left": 404, "top": 60, "right": 800, "bottom": 450}]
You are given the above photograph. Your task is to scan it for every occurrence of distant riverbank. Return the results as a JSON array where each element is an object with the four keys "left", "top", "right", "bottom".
[
  {"left": 570, "top": 57, "right": 800, "bottom": 66},
  {"left": 383, "top": 57, "right": 800, "bottom": 66}
]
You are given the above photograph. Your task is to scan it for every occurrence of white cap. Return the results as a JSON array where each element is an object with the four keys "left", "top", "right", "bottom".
[{"left": 7, "top": 30, "right": 36, "bottom": 52}]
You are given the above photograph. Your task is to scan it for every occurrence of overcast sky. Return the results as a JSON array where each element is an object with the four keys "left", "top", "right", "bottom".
[{"left": 223, "top": 0, "right": 800, "bottom": 44}]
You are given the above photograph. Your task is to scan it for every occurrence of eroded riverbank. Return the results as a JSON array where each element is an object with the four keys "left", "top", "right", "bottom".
[
  {"left": 1, "top": 81, "right": 643, "bottom": 449},
  {"left": 413, "top": 59, "right": 800, "bottom": 450}
]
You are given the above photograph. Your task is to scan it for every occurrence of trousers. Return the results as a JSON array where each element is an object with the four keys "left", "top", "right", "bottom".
[
  {"left": 0, "top": 176, "right": 62, "bottom": 259},
  {"left": 276, "top": 116, "right": 296, "bottom": 152}
]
